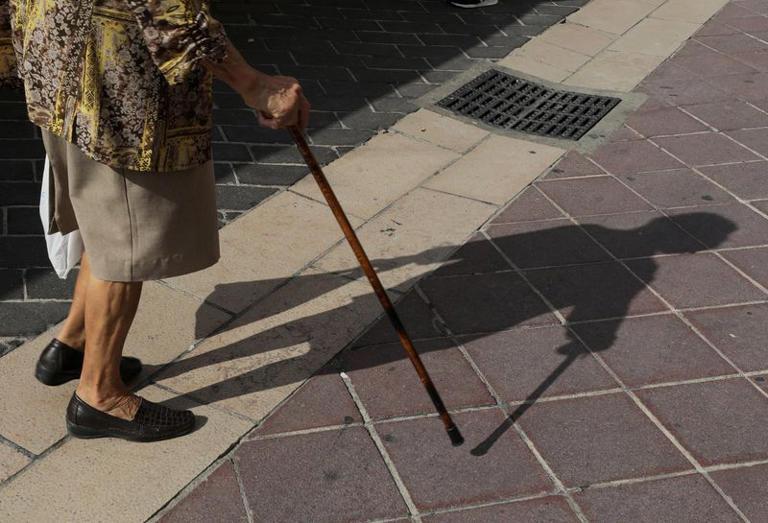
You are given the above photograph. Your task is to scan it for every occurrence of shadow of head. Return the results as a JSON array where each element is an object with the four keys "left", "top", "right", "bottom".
[{"left": 659, "top": 212, "right": 737, "bottom": 253}]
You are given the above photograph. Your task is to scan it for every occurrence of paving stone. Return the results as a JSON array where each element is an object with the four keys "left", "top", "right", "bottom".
[
  {"left": 353, "top": 291, "right": 443, "bottom": 348},
  {"left": 726, "top": 127, "right": 768, "bottom": 158},
  {"left": 422, "top": 496, "right": 578, "bottom": 522},
  {"left": 0, "top": 301, "right": 70, "bottom": 337},
  {"left": 566, "top": 50, "right": 665, "bottom": 92},
  {"left": 236, "top": 427, "right": 408, "bottom": 522},
  {"left": 24, "top": 268, "right": 77, "bottom": 300},
  {"left": 379, "top": 409, "right": 552, "bottom": 511},
  {"left": 525, "top": 261, "right": 668, "bottom": 322},
  {"left": 432, "top": 233, "right": 509, "bottom": 277},
  {"left": 609, "top": 17, "right": 700, "bottom": 58},
  {"left": 5, "top": 206, "right": 41, "bottom": 234},
  {"left": 630, "top": 253, "right": 764, "bottom": 309},
  {"left": 668, "top": 203, "right": 768, "bottom": 249},
  {"left": 537, "top": 177, "right": 653, "bottom": 217},
  {"left": 686, "top": 303, "right": 768, "bottom": 371},
  {"left": 392, "top": 109, "right": 489, "bottom": 154},
  {"left": 544, "top": 151, "right": 604, "bottom": 179},
  {"left": 161, "top": 461, "right": 249, "bottom": 523},
  {"left": 538, "top": 22, "right": 616, "bottom": 57},
  {"left": 424, "top": 136, "right": 565, "bottom": 206},
  {"left": 488, "top": 220, "right": 610, "bottom": 269},
  {"left": 575, "top": 475, "right": 740, "bottom": 522},
  {"left": 672, "top": 48, "right": 757, "bottom": 78},
  {"left": 574, "top": 314, "right": 734, "bottom": 387},
  {"left": 684, "top": 100, "right": 768, "bottom": 131},
  {"left": 463, "top": 325, "right": 616, "bottom": 401},
  {"left": 587, "top": 140, "right": 684, "bottom": 175},
  {"left": 639, "top": 62, "right": 732, "bottom": 106},
  {"left": 566, "top": 0, "right": 657, "bottom": 35},
  {"left": 421, "top": 272, "right": 558, "bottom": 335},
  {"left": 729, "top": 49, "right": 768, "bottom": 72},
  {"left": 621, "top": 169, "right": 733, "bottom": 208},
  {"left": 707, "top": 72, "right": 768, "bottom": 102},
  {"left": 0, "top": 443, "right": 29, "bottom": 483},
  {"left": 721, "top": 246, "right": 768, "bottom": 289},
  {"left": 0, "top": 269, "right": 23, "bottom": 300},
  {"left": 0, "top": 181, "right": 41, "bottom": 206},
  {"left": 710, "top": 463, "right": 768, "bottom": 522},
  {"left": 233, "top": 164, "right": 308, "bottom": 186},
  {"left": 342, "top": 337, "right": 494, "bottom": 419},
  {"left": 254, "top": 371, "right": 361, "bottom": 435},
  {"left": 492, "top": 187, "right": 564, "bottom": 223},
  {"left": 654, "top": 132, "right": 760, "bottom": 166},
  {"left": 637, "top": 379, "right": 768, "bottom": 466},
  {"left": 577, "top": 211, "right": 703, "bottom": 259},
  {"left": 518, "top": 393, "right": 690, "bottom": 486},
  {"left": 0, "top": 160, "right": 35, "bottom": 181},
  {"left": 699, "top": 161, "right": 768, "bottom": 199},
  {"left": 0, "top": 386, "right": 252, "bottom": 522},
  {"left": 215, "top": 185, "right": 278, "bottom": 211},
  {"left": 624, "top": 106, "right": 709, "bottom": 137}
]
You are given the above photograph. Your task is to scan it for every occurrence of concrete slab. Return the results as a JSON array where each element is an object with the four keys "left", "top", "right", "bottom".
[{"left": 392, "top": 109, "right": 489, "bottom": 154}]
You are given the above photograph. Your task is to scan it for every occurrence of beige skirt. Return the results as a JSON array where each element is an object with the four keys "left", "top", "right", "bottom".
[{"left": 41, "top": 129, "right": 220, "bottom": 282}]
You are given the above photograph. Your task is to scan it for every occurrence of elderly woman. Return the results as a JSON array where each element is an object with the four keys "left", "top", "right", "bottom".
[{"left": 0, "top": 0, "right": 309, "bottom": 441}]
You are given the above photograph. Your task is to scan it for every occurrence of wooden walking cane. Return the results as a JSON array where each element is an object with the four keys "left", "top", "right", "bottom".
[{"left": 288, "top": 126, "right": 464, "bottom": 447}]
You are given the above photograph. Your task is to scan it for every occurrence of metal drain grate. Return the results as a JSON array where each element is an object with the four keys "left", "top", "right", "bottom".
[{"left": 438, "top": 69, "right": 621, "bottom": 140}]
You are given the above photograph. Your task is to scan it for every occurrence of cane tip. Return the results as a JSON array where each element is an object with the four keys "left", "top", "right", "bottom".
[{"left": 447, "top": 426, "right": 465, "bottom": 447}]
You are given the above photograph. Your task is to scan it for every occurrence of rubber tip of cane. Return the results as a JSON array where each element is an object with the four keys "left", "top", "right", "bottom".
[{"left": 447, "top": 426, "right": 465, "bottom": 447}]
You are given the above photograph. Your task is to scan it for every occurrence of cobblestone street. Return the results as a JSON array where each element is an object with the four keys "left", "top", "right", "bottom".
[{"left": 0, "top": 0, "right": 582, "bottom": 352}]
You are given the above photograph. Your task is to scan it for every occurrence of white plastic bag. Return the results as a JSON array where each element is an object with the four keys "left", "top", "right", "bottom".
[{"left": 39, "top": 155, "right": 83, "bottom": 279}]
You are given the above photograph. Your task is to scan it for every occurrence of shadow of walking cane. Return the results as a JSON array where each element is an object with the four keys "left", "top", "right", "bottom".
[{"left": 288, "top": 126, "right": 465, "bottom": 446}]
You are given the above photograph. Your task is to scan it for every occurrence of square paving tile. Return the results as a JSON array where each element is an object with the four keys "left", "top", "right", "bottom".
[
  {"left": 573, "top": 315, "right": 734, "bottom": 387},
  {"left": 640, "top": 62, "right": 732, "bottom": 106},
  {"left": 707, "top": 72, "right": 768, "bottom": 101},
  {"left": 488, "top": 220, "right": 610, "bottom": 269},
  {"left": 683, "top": 100, "right": 768, "bottom": 131},
  {"left": 586, "top": 141, "right": 684, "bottom": 175},
  {"left": 637, "top": 379, "right": 768, "bottom": 466},
  {"left": 575, "top": 475, "right": 740, "bottom": 522},
  {"left": 236, "top": 427, "right": 408, "bottom": 522},
  {"left": 699, "top": 161, "right": 768, "bottom": 200},
  {"left": 342, "top": 338, "right": 494, "bottom": 419},
  {"left": 686, "top": 304, "right": 768, "bottom": 371},
  {"left": 492, "top": 187, "right": 564, "bottom": 223},
  {"left": 537, "top": 177, "right": 653, "bottom": 217},
  {"left": 525, "top": 262, "right": 668, "bottom": 323},
  {"left": 670, "top": 48, "right": 758, "bottom": 77},
  {"left": 729, "top": 49, "right": 768, "bottom": 72},
  {"left": 420, "top": 272, "right": 558, "bottom": 335},
  {"left": 625, "top": 107, "right": 709, "bottom": 137},
  {"left": 463, "top": 326, "right": 617, "bottom": 402},
  {"left": 378, "top": 409, "right": 552, "bottom": 511},
  {"left": 578, "top": 211, "right": 703, "bottom": 259},
  {"left": 711, "top": 463, "right": 768, "bottom": 522},
  {"left": 626, "top": 253, "right": 764, "bottom": 309},
  {"left": 161, "top": 461, "right": 249, "bottom": 523},
  {"left": 254, "top": 371, "right": 361, "bottom": 435},
  {"left": 354, "top": 290, "right": 444, "bottom": 347},
  {"left": 668, "top": 203, "right": 768, "bottom": 249},
  {"left": 606, "top": 124, "right": 645, "bottom": 142},
  {"left": 544, "top": 151, "right": 604, "bottom": 179},
  {"left": 0, "top": 443, "right": 29, "bottom": 483},
  {"left": 517, "top": 393, "right": 691, "bottom": 486},
  {"left": 696, "top": 33, "right": 768, "bottom": 54},
  {"left": 654, "top": 133, "right": 760, "bottom": 166},
  {"left": 422, "top": 496, "right": 578, "bottom": 522},
  {"left": 721, "top": 246, "right": 768, "bottom": 289},
  {"left": 727, "top": 127, "right": 768, "bottom": 157},
  {"left": 432, "top": 234, "right": 509, "bottom": 277},
  {"left": 621, "top": 169, "right": 733, "bottom": 208}
]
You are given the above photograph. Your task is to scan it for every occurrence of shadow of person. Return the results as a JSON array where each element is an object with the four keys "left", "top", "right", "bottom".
[{"left": 156, "top": 213, "right": 735, "bottom": 452}]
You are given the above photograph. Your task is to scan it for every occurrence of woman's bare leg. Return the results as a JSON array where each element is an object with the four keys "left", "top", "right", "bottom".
[
  {"left": 74, "top": 265, "right": 144, "bottom": 421},
  {"left": 55, "top": 252, "right": 91, "bottom": 350}
]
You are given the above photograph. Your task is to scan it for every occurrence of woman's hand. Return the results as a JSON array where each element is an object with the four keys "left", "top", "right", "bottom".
[{"left": 244, "top": 73, "right": 311, "bottom": 131}]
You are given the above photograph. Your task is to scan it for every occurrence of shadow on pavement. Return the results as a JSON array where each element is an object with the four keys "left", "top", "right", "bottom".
[{"left": 152, "top": 212, "right": 735, "bottom": 453}]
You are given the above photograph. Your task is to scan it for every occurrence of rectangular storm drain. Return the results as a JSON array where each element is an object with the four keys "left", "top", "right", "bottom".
[{"left": 437, "top": 69, "right": 621, "bottom": 141}]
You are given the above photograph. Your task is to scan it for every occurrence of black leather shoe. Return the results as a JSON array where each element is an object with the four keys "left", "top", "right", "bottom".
[
  {"left": 66, "top": 393, "right": 196, "bottom": 442},
  {"left": 35, "top": 339, "right": 143, "bottom": 386}
]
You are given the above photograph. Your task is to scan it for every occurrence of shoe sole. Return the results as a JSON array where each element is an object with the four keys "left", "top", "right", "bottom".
[{"left": 66, "top": 419, "right": 196, "bottom": 443}]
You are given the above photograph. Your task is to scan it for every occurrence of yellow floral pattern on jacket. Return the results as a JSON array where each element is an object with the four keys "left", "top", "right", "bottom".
[{"left": 0, "top": 0, "right": 227, "bottom": 172}]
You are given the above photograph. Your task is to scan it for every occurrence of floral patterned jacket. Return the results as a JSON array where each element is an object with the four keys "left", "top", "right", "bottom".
[{"left": 0, "top": 0, "right": 228, "bottom": 172}]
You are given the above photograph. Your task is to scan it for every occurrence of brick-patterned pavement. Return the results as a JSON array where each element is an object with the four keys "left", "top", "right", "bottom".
[
  {"left": 161, "top": 2, "right": 768, "bottom": 521},
  {"left": 0, "top": 0, "right": 584, "bottom": 354}
]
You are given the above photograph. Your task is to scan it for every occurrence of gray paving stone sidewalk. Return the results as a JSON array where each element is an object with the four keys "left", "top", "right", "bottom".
[
  {"left": 0, "top": 0, "right": 584, "bottom": 352},
  {"left": 160, "top": 2, "right": 768, "bottom": 521}
]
